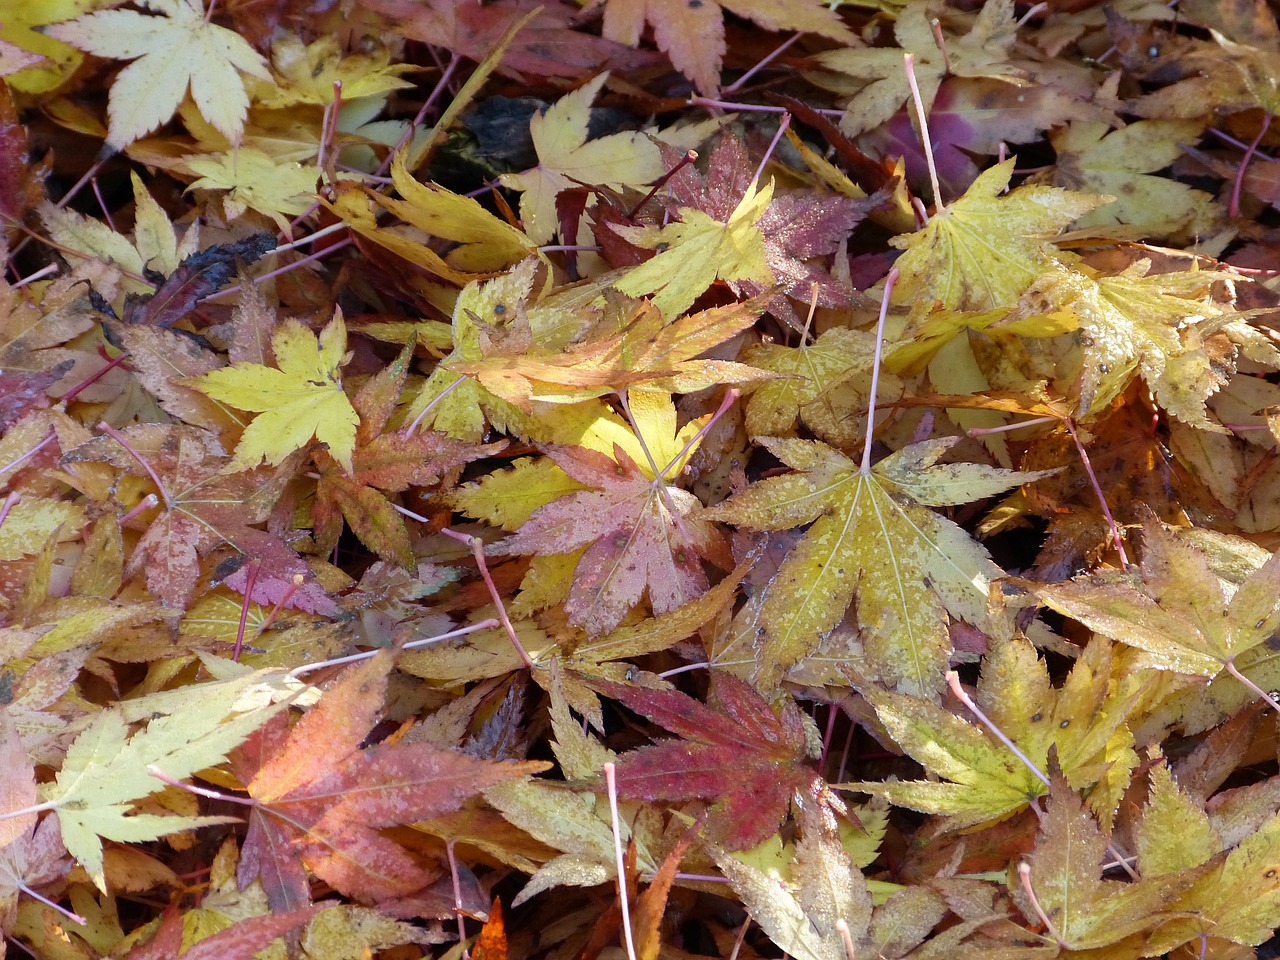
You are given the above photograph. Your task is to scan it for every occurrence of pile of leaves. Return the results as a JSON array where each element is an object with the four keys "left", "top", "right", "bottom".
[{"left": 9, "top": 0, "right": 1280, "bottom": 956}]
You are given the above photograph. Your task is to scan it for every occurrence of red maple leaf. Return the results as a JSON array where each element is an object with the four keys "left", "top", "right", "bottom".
[
  {"left": 593, "top": 673, "right": 823, "bottom": 849},
  {"left": 231, "top": 651, "right": 548, "bottom": 909}
]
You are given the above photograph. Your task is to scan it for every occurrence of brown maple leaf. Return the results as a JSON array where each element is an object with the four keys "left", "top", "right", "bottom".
[
  {"left": 232, "top": 651, "right": 548, "bottom": 909},
  {"left": 593, "top": 673, "right": 824, "bottom": 849},
  {"left": 492, "top": 443, "right": 728, "bottom": 637},
  {"left": 62, "top": 424, "right": 333, "bottom": 613}
]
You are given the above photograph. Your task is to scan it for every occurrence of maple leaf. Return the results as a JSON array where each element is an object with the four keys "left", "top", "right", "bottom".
[
  {"left": 629, "top": 137, "right": 877, "bottom": 327},
  {"left": 706, "top": 821, "right": 880, "bottom": 960},
  {"left": 232, "top": 651, "right": 548, "bottom": 907},
  {"left": 35, "top": 670, "right": 290, "bottom": 891},
  {"left": 1014, "top": 775, "right": 1203, "bottom": 953},
  {"left": 330, "top": 155, "right": 539, "bottom": 288},
  {"left": 312, "top": 341, "right": 502, "bottom": 567},
  {"left": 497, "top": 73, "right": 715, "bottom": 245},
  {"left": 1136, "top": 763, "right": 1280, "bottom": 951},
  {"left": 185, "top": 149, "right": 322, "bottom": 232},
  {"left": 255, "top": 35, "right": 415, "bottom": 108},
  {"left": 360, "top": 0, "right": 654, "bottom": 80},
  {"left": 1046, "top": 119, "right": 1218, "bottom": 238},
  {"left": 706, "top": 438, "right": 1047, "bottom": 695},
  {"left": 888, "top": 159, "right": 1108, "bottom": 313},
  {"left": 453, "top": 297, "right": 773, "bottom": 409},
  {"left": 192, "top": 308, "right": 358, "bottom": 473},
  {"left": 46, "top": 0, "right": 272, "bottom": 151},
  {"left": 0, "top": 707, "right": 71, "bottom": 933},
  {"left": 744, "top": 326, "right": 904, "bottom": 450},
  {"left": 1026, "top": 261, "right": 1280, "bottom": 427},
  {"left": 610, "top": 175, "right": 774, "bottom": 320},
  {"left": 1033, "top": 512, "right": 1280, "bottom": 678},
  {"left": 596, "top": 673, "right": 823, "bottom": 849},
  {"left": 594, "top": 0, "right": 853, "bottom": 96},
  {"left": 810, "top": 0, "right": 1026, "bottom": 138},
  {"left": 493, "top": 441, "right": 726, "bottom": 637},
  {"left": 844, "top": 636, "right": 1144, "bottom": 829}
]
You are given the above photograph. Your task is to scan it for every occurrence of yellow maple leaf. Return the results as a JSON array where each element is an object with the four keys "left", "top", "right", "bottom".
[
  {"left": 498, "top": 73, "right": 714, "bottom": 245},
  {"left": 889, "top": 159, "right": 1108, "bottom": 313},
  {"left": 192, "top": 309, "right": 358, "bottom": 473},
  {"left": 612, "top": 178, "right": 774, "bottom": 320},
  {"left": 185, "top": 148, "right": 322, "bottom": 232},
  {"left": 46, "top": 0, "right": 271, "bottom": 150}
]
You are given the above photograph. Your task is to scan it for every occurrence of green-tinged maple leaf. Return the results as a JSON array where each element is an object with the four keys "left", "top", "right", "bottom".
[
  {"left": 1015, "top": 776, "right": 1202, "bottom": 953},
  {"left": 888, "top": 159, "right": 1107, "bottom": 312},
  {"left": 232, "top": 651, "right": 548, "bottom": 908},
  {"left": 811, "top": 0, "right": 1025, "bottom": 138},
  {"left": 312, "top": 341, "right": 502, "bottom": 567},
  {"left": 611, "top": 176, "right": 775, "bottom": 320},
  {"left": 401, "top": 260, "right": 611, "bottom": 441},
  {"left": 744, "top": 327, "right": 904, "bottom": 449},
  {"left": 706, "top": 824, "right": 872, "bottom": 960},
  {"left": 255, "top": 35, "right": 415, "bottom": 108},
  {"left": 484, "top": 777, "right": 665, "bottom": 907},
  {"left": 706, "top": 437, "right": 1047, "bottom": 696},
  {"left": 1033, "top": 512, "right": 1280, "bottom": 678},
  {"left": 844, "top": 637, "right": 1143, "bottom": 829},
  {"left": 1138, "top": 765, "right": 1280, "bottom": 951},
  {"left": 596, "top": 0, "right": 853, "bottom": 96},
  {"left": 36, "top": 670, "right": 292, "bottom": 891},
  {"left": 1047, "top": 119, "right": 1217, "bottom": 237},
  {"left": 192, "top": 309, "right": 358, "bottom": 473},
  {"left": 45, "top": 0, "right": 271, "bottom": 150},
  {"left": 1030, "top": 261, "right": 1280, "bottom": 427},
  {"left": 593, "top": 674, "right": 823, "bottom": 850},
  {"left": 493, "top": 441, "right": 726, "bottom": 637},
  {"left": 452, "top": 297, "right": 773, "bottom": 408}
]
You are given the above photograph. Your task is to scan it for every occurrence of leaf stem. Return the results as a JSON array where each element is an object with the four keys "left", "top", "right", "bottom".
[
  {"left": 1224, "top": 658, "right": 1280, "bottom": 712},
  {"left": 861, "top": 268, "right": 898, "bottom": 475},
  {"left": 603, "top": 762, "right": 639, "bottom": 960},
  {"left": 97, "top": 422, "right": 173, "bottom": 508},
  {"left": 287, "top": 619, "right": 499, "bottom": 678},
  {"left": 750, "top": 112, "right": 790, "bottom": 190},
  {"left": 1062, "top": 418, "right": 1128, "bottom": 567},
  {"left": 1017, "top": 862, "right": 1062, "bottom": 945},
  {"left": 0, "top": 491, "right": 19, "bottom": 532},
  {"left": 835, "top": 919, "right": 857, "bottom": 960},
  {"left": 903, "top": 54, "right": 943, "bottom": 211},
  {"left": 1229, "top": 113, "right": 1272, "bottom": 219},
  {"left": 441, "top": 527, "right": 534, "bottom": 670},
  {"left": 147, "top": 764, "right": 255, "bottom": 806},
  {"left": 946, "top": 671, "right": 1049, "bottom": 787},
  {"left": 445, "top": 839, "right": 470, "bottom": 959},
  {"left": 402, "top": 374, "right": 467, "bottom": 437}
]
